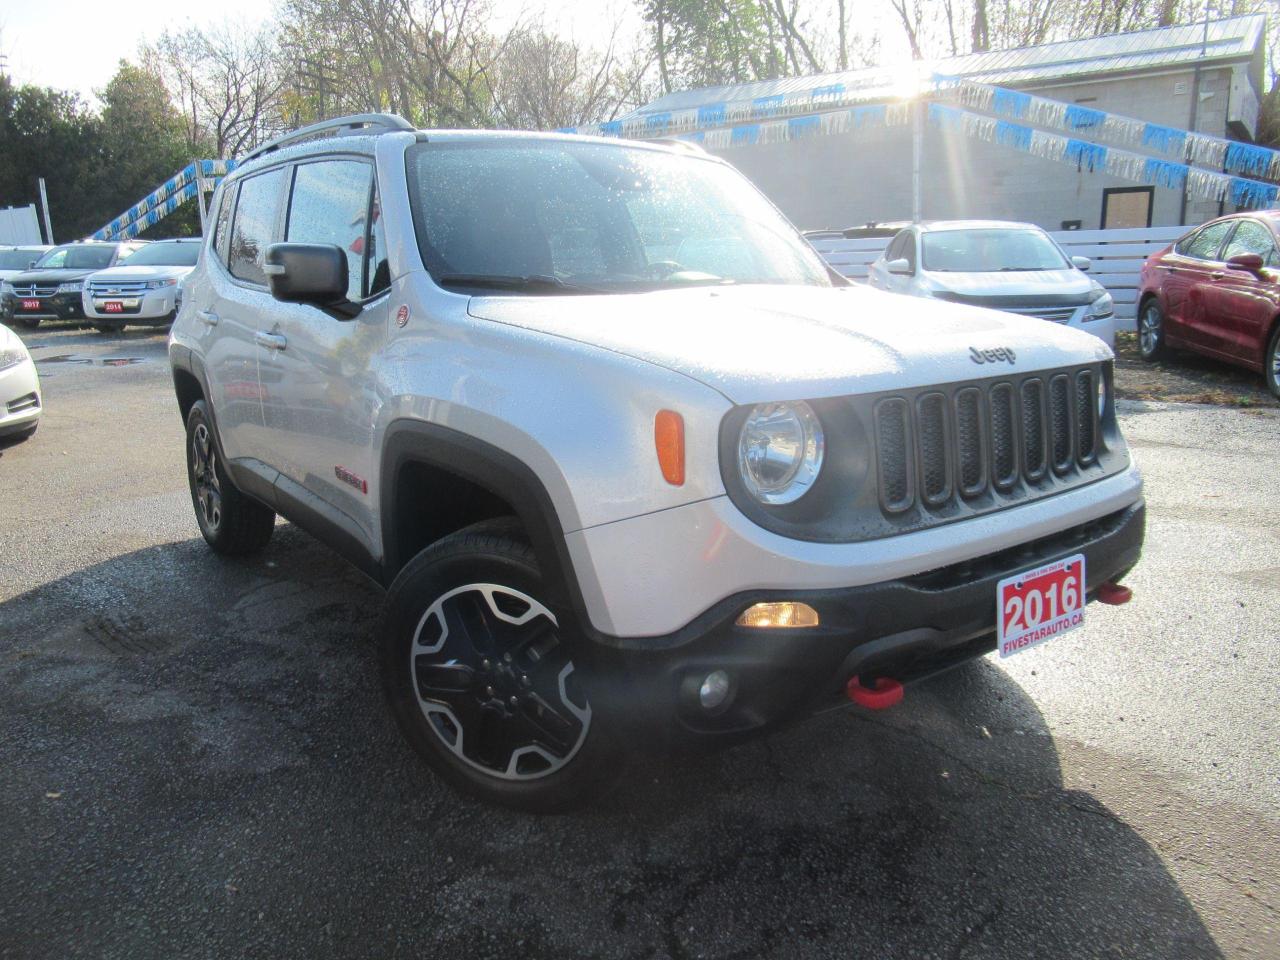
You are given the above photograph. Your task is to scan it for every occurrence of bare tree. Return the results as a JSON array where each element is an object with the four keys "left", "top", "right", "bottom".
[{"left": 145, "top": 21, "right": 287, "bottom": 158}]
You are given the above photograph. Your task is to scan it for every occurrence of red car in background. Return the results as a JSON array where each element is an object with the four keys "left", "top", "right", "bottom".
[{"left": 1137, "top": 211, "right": 1280, "bottom": 398}]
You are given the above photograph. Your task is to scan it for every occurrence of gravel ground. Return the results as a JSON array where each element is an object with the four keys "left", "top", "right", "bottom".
[
  {"left": 0, "top": 324, "right": 1277, "bottom": 960},
  {"left": 1114, "top": 331, "right": 1278, "bottom": 408}
]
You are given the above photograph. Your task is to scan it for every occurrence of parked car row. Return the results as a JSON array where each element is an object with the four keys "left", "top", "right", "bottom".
[
  {"left": 0, "top": 238, "right": 200, "bottom": 333},
  {"left": 837, "top": 212, "right": 1278, "bottom": 399}
]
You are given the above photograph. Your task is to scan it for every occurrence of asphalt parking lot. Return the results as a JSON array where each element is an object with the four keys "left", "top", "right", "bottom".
[{"left": 1, "top": 324, "right": 1277, "bottom": 960}]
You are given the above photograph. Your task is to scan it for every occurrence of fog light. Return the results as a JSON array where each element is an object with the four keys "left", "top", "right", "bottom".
[
  {"left": 735, "top": 601, "right": 820, "bottom": 628},
  {"left": 698, "top": 670, "right": 732, "bottom": 710}
]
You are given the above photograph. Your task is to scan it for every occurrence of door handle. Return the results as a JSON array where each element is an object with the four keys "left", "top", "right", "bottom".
[
  {"left": 1210, "top": 271, "right": 1225, "bottom": 280},
  {"left": 254, "top": 331, "right": 287, "bottom": 351},
  {"left": 196, "top": 309, "right": 219, "bottom": 327}
]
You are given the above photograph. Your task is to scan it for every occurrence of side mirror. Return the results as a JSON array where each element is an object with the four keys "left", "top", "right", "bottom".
[
  {"left": 1071, "top": 255, "right": 1091, "bottom": 271},
  {"left": 1226, "top": 252, "right": 1264, "bottom": 274},
  {"left": 263, "top": 243, "right": 359, "bottom": 318},
  {"left": 27, "top": 259, "right": 37, "bottom": 269},
  {"left": 887, "top": 258, "right": 913, "bottom": 276}
]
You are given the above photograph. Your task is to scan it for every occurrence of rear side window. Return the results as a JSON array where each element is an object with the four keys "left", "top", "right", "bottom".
[
  {"left": 286, "top": 159, "right": 374, "bottom": 301},
  {"left": 1180, "top": 221, "right": 1233, "bottom": 261},
  {"left": 229, "top": 168, "right": 287, "bottom": 285},
  {"left": 1221, "top": 220, "right": 1278, "bottom": 266}
]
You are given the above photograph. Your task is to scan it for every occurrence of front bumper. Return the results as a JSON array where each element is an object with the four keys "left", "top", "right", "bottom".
[
  {"left": 0, "top": 358, "right": 42, "bottom": 435},
  {"left": 1, "top": 291, "right": 85, "bottom": 322},
  {"left": 592, "top": 501, "right": 1144, "bottom": 747},
  {"left": 83, "top": 288, "right": 178, "bottom": 321}
]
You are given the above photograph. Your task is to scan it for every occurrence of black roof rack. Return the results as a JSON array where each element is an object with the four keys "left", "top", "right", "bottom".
[{"left": 242, "top": 113, "right": 415, "bottom": 163}]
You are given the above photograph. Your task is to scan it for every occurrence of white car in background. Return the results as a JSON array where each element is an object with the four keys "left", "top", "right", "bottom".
[
  {"left": 0, "top": 245, "right": 52, "bottom": 283},
  {"left": 0, "top": 322, "right": 42, "bottom": 443},
  {"left": 867, "top": 220, "right": 1117, "bottom": 346},
  {"left": 83, "top": 238, "right": 202, "bottom": 333}
]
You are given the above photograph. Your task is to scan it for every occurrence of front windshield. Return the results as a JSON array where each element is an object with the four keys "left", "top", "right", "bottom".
[
  {"left": 0, "top": 250, "right": 41, "bottom": 270},
  {"left": 121, "top": 242, "right": 200, "bottom": 267},
  {"left": 921, "top": 229, "right": 1069, "bottom": 272},
  {"left": 405, "top": 140, "right": 831, "bottom": 292},
  {"left": 34, "top": 245, "right": 116, "bottom": 270}
]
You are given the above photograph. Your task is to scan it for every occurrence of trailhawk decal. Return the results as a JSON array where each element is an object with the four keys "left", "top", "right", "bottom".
[{"left": 334, "top": 465, "right": 368, "bottom": 494}]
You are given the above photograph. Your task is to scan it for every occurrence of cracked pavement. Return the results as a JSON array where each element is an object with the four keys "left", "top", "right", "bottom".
[{"left": 0, "top": 324, "right": 1277, "bottom": 959}]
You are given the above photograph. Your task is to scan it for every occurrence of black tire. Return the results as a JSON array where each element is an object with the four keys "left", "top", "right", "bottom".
[
  {"left": 185, "top": 400, "right": 275, "bottom": 555},
  {"left": 1138, "top": 297, "right": 1166, "bottom": 361},
  {"left": 16, "top": 318, "right": 39, "bottom": 330},
  {"left": 380, "top": 519, "right": 621, "bottom": 812},
  {"left": 94, "top": 322, "right": 123, "bottom": 334},
  {"left": 1265, "top": 323, "right": 1280, "bottom": 400}
]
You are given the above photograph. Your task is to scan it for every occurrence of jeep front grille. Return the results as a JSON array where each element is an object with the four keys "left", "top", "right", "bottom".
[{"left": 873, "top": 368, "right": 1102, "bottom": 516}]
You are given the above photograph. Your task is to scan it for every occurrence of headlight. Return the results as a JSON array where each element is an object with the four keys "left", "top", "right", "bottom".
[
  {"left": 145, "top": 278, "right": 178, "bottom": 290},
  {"left": 0, "top": 282, "right": 13, "bottom": 297},
  {"left": 1083, "top": 287, "right": 1113, "bottom": 321},
  {"left": 56, "top": 281, "right": 82, "bottom": 293},
  {"left": 0, "top": 347, "right": 27, "bottom": 372},
  {"left": 737, "top": 401, "right": 824, "bottom": 505}
]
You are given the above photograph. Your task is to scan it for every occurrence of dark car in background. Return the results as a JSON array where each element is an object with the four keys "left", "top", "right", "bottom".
[
  {"left": 1137, "top": 211, "right": 1280, "bottom": 398},
  {"left": 0, "top": 241, "right": 143, "bottom": 329}
]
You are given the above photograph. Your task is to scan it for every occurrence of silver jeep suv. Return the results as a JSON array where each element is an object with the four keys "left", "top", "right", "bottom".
[{"left": 171, "top": 114, "right": 1145, "bottom": 810}]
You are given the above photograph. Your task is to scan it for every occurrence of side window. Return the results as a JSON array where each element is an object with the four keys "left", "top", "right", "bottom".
[
  {"left": 902, "top": 232, "right": 918, "bottom": 271},
  {"left": 1181, "top": 220, "right": 1233, "bottom": 261},
  {"left": 212, "top": 184, "right": 234, "bottom": 267},
  {"left": 229, "top": 167, "right": 287, "bottom": 285},
  {"left": 885, "top": 231, "right": 906, "bottom": 262},
  {"left": 1221, "top": 220, "right": 1276, "bottom": 264},
  {"left": 286, "top": 159, "right": 373, "bottom": 302}
]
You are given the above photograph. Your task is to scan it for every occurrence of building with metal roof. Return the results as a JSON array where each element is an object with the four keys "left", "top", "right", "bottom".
[{"left": 622, "top": 14, "right": 1269, "bottom": 232}]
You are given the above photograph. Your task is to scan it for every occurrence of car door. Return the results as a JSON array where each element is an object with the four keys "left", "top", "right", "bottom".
[
  {"left": 1204, "top": 218, "right": 1280, "bottom": 367},
  {"left": 1161, "top": 219, "right": 1234, "bottom": 352},
  {"left": 254, "top": 156, "right": 390, "bottom": 549},
  {"left": 207, "top": 165, "right": 290, "bottom": 474}
]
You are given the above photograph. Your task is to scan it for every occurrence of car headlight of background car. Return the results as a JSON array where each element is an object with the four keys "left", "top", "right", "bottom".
[
  {"left": 145, "top": 278, "right": 179, "bottom": 290},
  {"left": 0, "top": 347, "right": 28, "bottom": 372},
  {"left": 56, "top": 281, "right": 83, "bottom": 294},
  {"left": 1083, "top": 284, "right": 1114, "bottom": 322},
  {"left": 0, "top": 282, "right": 14, "bottom": 297},
  {"left": 737, "top": 401, "right": 825, "bottom": 505}
]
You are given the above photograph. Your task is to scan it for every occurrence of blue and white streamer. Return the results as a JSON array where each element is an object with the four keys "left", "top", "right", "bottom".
[
  {"left": 927, "top": 102, "right": 1278, "bottom": 209},
  {"left": 936, "top": 75, "right": 1280, "bottom": 183},
  {"left": 93, "top": 159, "right": 236, "bottom": 240}
]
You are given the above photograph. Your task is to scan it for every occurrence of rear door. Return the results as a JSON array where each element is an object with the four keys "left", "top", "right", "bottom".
[
  {"left": 1206, "top": 218, "right": 1280, "bottom": 367},
  {"left": 254, "top": 155, "right": 390, "bottom": 549},
  {"left": 1162, "top": 219, "right": 1234, "bottom": 351},
  {"left": 209, "top": 165, "right": 290, "bottom": 472}
]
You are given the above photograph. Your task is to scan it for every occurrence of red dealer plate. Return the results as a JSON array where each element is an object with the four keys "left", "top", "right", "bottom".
[
  {"left": 21, "top": 299, "right": 40, "bottom": 310},
  {"left": 103, "top": 301, "right": 123, "bottom": 313},
  {"left": 997, "top": 553, "right": 1086, "bottom": 658}
]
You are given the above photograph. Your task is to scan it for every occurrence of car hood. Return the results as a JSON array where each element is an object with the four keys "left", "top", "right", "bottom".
[
  {"left": 7, "top": 268, "right": 103, "bottom": 285},
  {"left": 467, "top": 284, "right": 1112, "bottom": 404},
  {"left": 923, "top": 269, "right": 1095, "bottom": 301},
  {"left": 87, "top": 265, "right": 194, "bottom": 283},
  {"left": 0, "top": 321, "right": 28, "bottom": 353}
]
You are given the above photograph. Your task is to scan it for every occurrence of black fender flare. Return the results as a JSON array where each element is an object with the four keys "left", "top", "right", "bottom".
[{"left": 380, "top": 419, "right": 597, "bottom": 640}]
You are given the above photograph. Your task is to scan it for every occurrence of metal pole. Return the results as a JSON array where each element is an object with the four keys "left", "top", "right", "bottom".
[
  {"left": 37, "top": 178, "right": 54, "bottom": 244},
  {"left": 912, "top": 98, "right": 923, "bottom": 223},
  {"left": 1178, "top": 3, "right": 1212, "bottom": 225},
  {"left": 194, "top": 166, "right": 209, "bottom": 236}
]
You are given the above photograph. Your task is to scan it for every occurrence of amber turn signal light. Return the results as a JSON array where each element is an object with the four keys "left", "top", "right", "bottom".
[
  {"left": 654, "top": 409, "right": 685, "bottom": 486},
  {"left": 736, "top": 601, "right": 820, "bottom": 628}
]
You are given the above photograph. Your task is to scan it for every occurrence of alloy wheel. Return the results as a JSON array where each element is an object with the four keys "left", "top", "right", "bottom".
[
  {"left": 191, "top": 422, "right": 222, "bottom": 532},
  {"left": 1139, "top": 303, "right": 1161, "bottom": 356},
  {"left": 410, "top": 583, "right": 591, "bottom": 781}
]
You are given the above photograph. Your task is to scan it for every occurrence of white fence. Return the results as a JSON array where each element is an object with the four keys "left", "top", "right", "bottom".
[
  {"left": 0, "top": 205, "right": 43, "bottom": 245},
  {"left": 808, "top": 225, "right": 1189, "bottom": 329}
]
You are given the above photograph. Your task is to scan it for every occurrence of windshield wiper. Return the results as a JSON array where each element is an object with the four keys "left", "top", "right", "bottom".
[
  {"left": 997, "top": 266, "right": 1051, "bottom": 272},
  {"left": 436, "top": 273, "right": 599, "bottom": 293}
]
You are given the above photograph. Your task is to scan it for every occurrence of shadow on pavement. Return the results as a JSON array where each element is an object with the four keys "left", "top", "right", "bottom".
[{"left": 0, "top": 527, "right": 1222, "bottom": 959}]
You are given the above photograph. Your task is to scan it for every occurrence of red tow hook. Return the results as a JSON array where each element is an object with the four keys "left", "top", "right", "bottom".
[
  {"left": 846, "top": 676, "right": 904, "bottom": 710},
  {"left": 1097, "top": 582, "right": 1133, "bottom": 606}
]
